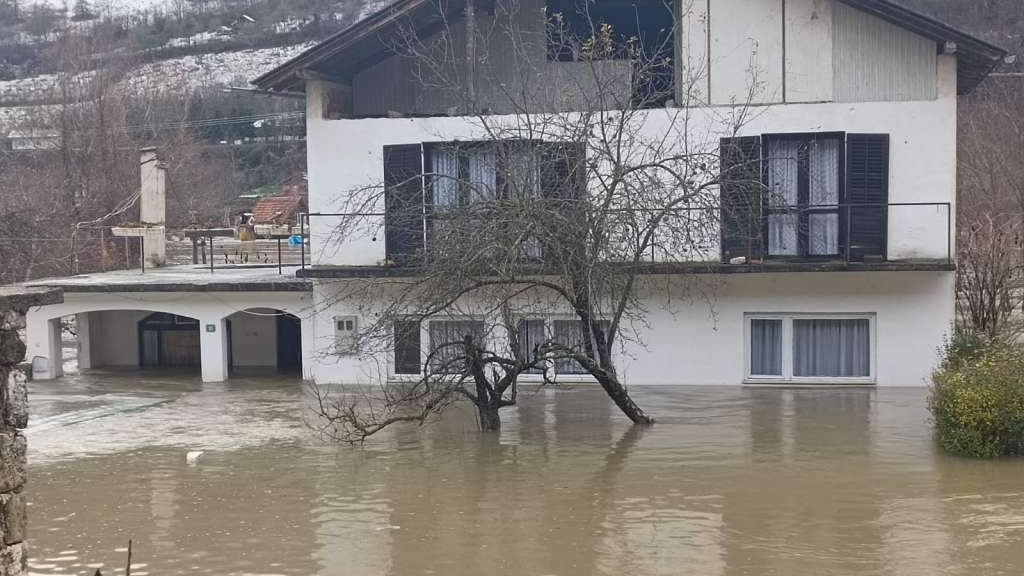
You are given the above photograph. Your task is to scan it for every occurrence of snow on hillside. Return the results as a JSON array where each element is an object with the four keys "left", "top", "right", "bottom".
[
  {"left": 0, "top": 43, "right": 312, "bottom": 110},
  {"left": 123, "top": 42, "right": 315, "bottom": 94}
]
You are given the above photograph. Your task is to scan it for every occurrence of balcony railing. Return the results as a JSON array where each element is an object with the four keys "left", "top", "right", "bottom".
[{"left": 298, "top": 201, "right": 953, "bottom": 272}]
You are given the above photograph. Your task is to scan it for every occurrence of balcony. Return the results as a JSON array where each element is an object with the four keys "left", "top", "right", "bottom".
[{"left": 295, "top": 202, "right": 953, "bottom": 278}]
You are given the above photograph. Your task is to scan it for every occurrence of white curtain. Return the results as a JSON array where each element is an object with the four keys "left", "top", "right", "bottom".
[
  {"left": 793, "top": 318, "right": 870, "bottom": 377},
  {"left": 429, "top": 320, "right": 485, "bottom": 374},
  {"left": 750, "top": 319, "right": 782, "bottom": 376},
  {"left": 467, "top": 146, "right": 496, "bottom": 202},
  {"left": 431, "top": 147, "right": 460, "bottom": 207},
  {"left": 517, "top": 319, "right": 547, "bottom": 374},
  {"left": 552, "top": 319, "right": 609, "bottom": 375},
  {"left": 768, "top": 140, "right": 800, "bottom": 256},
  {"left": 505, "top": 144, "right": 540, "bottom": 198},
  {"left": 808, "top": 138, "right": 840, "bottom": 255}
]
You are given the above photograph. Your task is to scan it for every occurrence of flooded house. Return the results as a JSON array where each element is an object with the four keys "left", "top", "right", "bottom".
[{"left": 23, "top": 0, "right": 1007, "bottom": 388}]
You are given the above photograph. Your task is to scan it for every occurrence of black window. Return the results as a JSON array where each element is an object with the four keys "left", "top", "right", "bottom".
[
  {"left": 719, "top": 133, "right": 889, "bottom": 263},
  {"left": 763, "top": 134, "right": 843, "bottom": 258},
  {"left": 384, "top": 140, "right": 584, "bottom": 264},
  {"left": 393, "top": 320, "right": 421, "bottom": 375}
]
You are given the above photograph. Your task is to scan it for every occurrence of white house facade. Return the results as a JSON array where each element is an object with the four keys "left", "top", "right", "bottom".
[
  {"left": 247, "top": 0, "right": 1005, "bottom": 388},
  {"left": 20, "top": 0, "right": 1006, "bottom": 388}
]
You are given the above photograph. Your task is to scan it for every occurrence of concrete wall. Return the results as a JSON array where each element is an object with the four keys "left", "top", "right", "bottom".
[
  {"left": 307, "top": 270, "right": 953, "bottom": 387},
  {"left": 306, "top": 91, "right": 957, "bottom": 267},
  {"left": 25, "top": 292, "right": 312, "bottom": 383}
]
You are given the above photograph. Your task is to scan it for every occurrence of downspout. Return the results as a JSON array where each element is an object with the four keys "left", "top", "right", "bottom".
[{"left": 464, "top": 0, "right": 476, "bottom": 112}]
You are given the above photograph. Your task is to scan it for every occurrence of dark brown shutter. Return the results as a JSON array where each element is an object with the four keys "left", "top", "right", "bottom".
[
  {"left": 384, "top": 144, "right": 424, "bottom": 265},
  {"left": 719, "top": 136, "right": 762, "bottom": 262},
  {"left": 845, "top": 134, "right": 889, "bottom": 261}
]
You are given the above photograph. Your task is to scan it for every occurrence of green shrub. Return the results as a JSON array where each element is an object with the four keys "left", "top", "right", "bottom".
[{"left": 930, "top": 338, "right": 1024, "bottom": 458}]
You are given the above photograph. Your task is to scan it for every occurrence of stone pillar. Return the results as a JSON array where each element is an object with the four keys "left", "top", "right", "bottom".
[
  {"left": 0, "top": 287, "right": 62, "bottom": 576},
  {"left": 75, "top": 313, "right": 92, "bottom": 371},
  {"left": 200, "top": 317, "right": 229, "bottom": 383}
]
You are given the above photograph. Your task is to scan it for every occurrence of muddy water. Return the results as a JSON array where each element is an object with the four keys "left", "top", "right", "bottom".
[{"left": 24, "top": 373, "right": 1024, "bottom": 575}]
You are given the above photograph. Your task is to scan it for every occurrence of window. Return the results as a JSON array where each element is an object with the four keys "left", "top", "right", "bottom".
[
  {"left": 516, "top": 319, "right": 548, "bottom": 374},
  {"left": 746, "top": 314, "right": 874, "bottom": 383},
  {"left": 428, "top": 319, "right": 486, "bottom": 374},
  {"left": 750, "top": 318, "right": 783, "bottom": 377},
  {"left": 552, "top": 319, "right": 610, "bottom": 375},
  {"left": 719, "top": 133, "right": 889, "bottom": 264},
  {"left": 334, "top": 316, "right": 359, "bottom": 355},
  {"left": 393, "top": 320, "right": 421, "bottom": 375},
  {"left": 764, "top": 134, "right": 842, "bottom": 258},
  {"left": 428, "top": 141, "right": 540, "bottom": 208}
]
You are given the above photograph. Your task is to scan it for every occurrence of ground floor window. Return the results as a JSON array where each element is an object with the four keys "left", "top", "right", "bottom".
[
  {"left": 429, "top": 319, "right": 485, "bottom": 374},
  {"left": 518, "top": 318, "right": 610, "bottom": 377},
  {"left": 746, "top": 314, "right": 874, "bottom": 383}
]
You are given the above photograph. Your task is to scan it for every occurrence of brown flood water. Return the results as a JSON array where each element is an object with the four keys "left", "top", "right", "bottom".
[{"left": 24, "top": 372, "right": 1024, "bottom": 575}]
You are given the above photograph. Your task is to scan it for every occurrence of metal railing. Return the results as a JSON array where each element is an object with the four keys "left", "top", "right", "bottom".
[{"left": 298, "top": 201, "right": 954, "bottom": 270}]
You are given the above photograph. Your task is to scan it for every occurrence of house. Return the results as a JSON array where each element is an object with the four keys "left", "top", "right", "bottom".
[
  {"left": 19, "top": 0, "right": 1008, "bottom": 388},
  {"left": 250, "top": 0, "right": 1005, "bottom": 387}
]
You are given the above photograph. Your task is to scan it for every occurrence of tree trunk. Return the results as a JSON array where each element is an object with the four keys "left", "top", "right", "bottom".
[
  {"left": 478, "top": 404, "right": 501, "bottom": 431},
  {"left": 596, "top": 373, "right": 655, "bottom": 425}
]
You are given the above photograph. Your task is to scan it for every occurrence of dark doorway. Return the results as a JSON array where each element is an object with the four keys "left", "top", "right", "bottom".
[
  {"left": 276, "top": 314, "right": 302, "bottom": 373},
  {"left": 138, "top": 313, "right": 201, "bottom": 369}
]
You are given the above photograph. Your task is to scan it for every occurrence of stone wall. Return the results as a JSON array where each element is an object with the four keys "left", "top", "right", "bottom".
[{"left": 0, "top": 288, "right": 61, "bottom": 576}]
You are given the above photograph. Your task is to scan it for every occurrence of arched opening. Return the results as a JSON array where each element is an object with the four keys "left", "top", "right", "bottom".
[
  {"left": 224, "top": 309, "right": 302, "bottom": 377},
  {"left": 138, "top": 313, "right": 201, "bottom": 370}
]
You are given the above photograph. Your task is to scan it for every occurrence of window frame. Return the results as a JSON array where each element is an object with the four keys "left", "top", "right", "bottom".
[
  {"left": 761, "top": 132, "right": 847, "bottom": 260},
  {"left": 427, "top": 317, "right": 487, "bottom": 376},
  {"left": 744, "top": 313, "right": 876, "bottom": 385}
]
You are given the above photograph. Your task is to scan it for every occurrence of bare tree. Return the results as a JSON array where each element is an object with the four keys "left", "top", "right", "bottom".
[
  {"left": 956, "top": 77, "right": 1024, "bottom": 338},
  {"left": 306, "top": 0, "right": 761, "bottom": 437}
]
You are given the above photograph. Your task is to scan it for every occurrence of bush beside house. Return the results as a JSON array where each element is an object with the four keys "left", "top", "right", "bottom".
[{"left": 930, "top": 330, "right": 1024, "bottom": 458}]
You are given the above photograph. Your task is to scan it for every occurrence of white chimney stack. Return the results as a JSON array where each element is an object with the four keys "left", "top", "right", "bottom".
[{"left": 139, "top": 147, "right": 166, "bottom": 226}]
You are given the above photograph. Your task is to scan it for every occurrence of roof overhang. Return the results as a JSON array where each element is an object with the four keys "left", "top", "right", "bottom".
[{"left": 253, "top": 0, "right": 1009, "bottom": 96}]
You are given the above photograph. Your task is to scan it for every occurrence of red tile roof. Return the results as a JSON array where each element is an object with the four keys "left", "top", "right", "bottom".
[{"left": 252, "top": 195, "right": 306, "bottom": 224}]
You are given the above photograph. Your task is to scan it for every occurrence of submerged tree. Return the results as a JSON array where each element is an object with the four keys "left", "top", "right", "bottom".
[{"left": 309, "top": 0, "right": 762, "bottom": 439}]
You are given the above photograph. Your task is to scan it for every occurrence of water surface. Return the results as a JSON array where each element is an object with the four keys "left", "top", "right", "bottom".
[{"left": 25, "top": 373, "right": 1024, "bottom": 575}]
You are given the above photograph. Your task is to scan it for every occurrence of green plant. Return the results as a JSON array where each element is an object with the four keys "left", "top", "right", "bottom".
[
  {"left": 938, "top": 325, "right": 989, "bottom": 371},
  {"left": 930, "top": 338, "right": 1024, "bottom": 458}
]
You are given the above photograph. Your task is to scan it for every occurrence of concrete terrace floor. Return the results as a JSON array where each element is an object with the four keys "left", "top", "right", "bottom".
[{"left": 25, "top": 265, "right": 312, "bottom": 293}]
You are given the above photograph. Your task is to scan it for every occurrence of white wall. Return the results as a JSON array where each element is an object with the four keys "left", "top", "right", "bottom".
[
  {"left": 88, "top": 310, "right": 149, "bottom": 367},
  {"left": 306, "top": 94, "right": 957, "bottom": 266},
  {"left": 25, "top": 291, "right": 315, "bottom": 382},
  {"left": 306, "top": 271, "right": 953, "bottom": 387}
]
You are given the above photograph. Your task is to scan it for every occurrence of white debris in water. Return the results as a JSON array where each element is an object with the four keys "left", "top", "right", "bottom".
[{"left": 186, "top": 450, "right": 204, "bottom": 465}]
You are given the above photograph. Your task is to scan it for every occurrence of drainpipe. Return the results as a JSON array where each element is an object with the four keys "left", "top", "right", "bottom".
[{"left": 464, "top": 0, "right": 476, "bottom": 112}]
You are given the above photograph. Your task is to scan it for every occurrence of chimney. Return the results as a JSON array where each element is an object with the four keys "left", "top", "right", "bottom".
[
  {"left": 139, "top": 148, "right": 166, "bottom": 267},
  {"left": 140, "top": 147, "right": 166, "bottom": 226}
]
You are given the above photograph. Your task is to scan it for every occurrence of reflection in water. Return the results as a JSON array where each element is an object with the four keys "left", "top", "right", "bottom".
[{"left": 24, "top": 375, "right": 1024, "bottom": 576}]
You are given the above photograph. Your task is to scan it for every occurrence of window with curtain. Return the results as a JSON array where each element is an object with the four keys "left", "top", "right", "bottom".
[
  {"left": 431, "top": 145, "right": 460, "bottom": 208},
  {"left": 428, "top": 319, "right": 486, "bottom": 374},
  {"left": 393, "top": 320, "right": 421, "bottom": 375},
  {"left": 552, "top": 319, "right": 610, "bottom": 375},
  {"left": 793, "top": 318, "right": 870, "bottom": 378},
  {"left": 516, "top": 319, "right": 548, "bottom": 374},
  {"left": 750, "top": 318, "right": 783, "bottom": 377},
  {"left": 763, "top": 134, "right": 842, "bottom": 258},
  {"left": 747, "top": 314, "right": 873, "bottom": 382}
]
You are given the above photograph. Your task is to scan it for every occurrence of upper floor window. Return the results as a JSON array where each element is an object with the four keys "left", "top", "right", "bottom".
[
  {"left": 428, "top": 141, "right": 541, "bottom": 207},
  {"left": 720, "top": 133, "right": 890, "bottom": 264}
]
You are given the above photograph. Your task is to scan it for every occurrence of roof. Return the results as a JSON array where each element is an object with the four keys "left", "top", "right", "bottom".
[
  {"left": 251, "top": 195, "right": 306, "bottom": 224},
  {"left": 253, "top": 0, "right": 1009, "bottom": 96}
]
